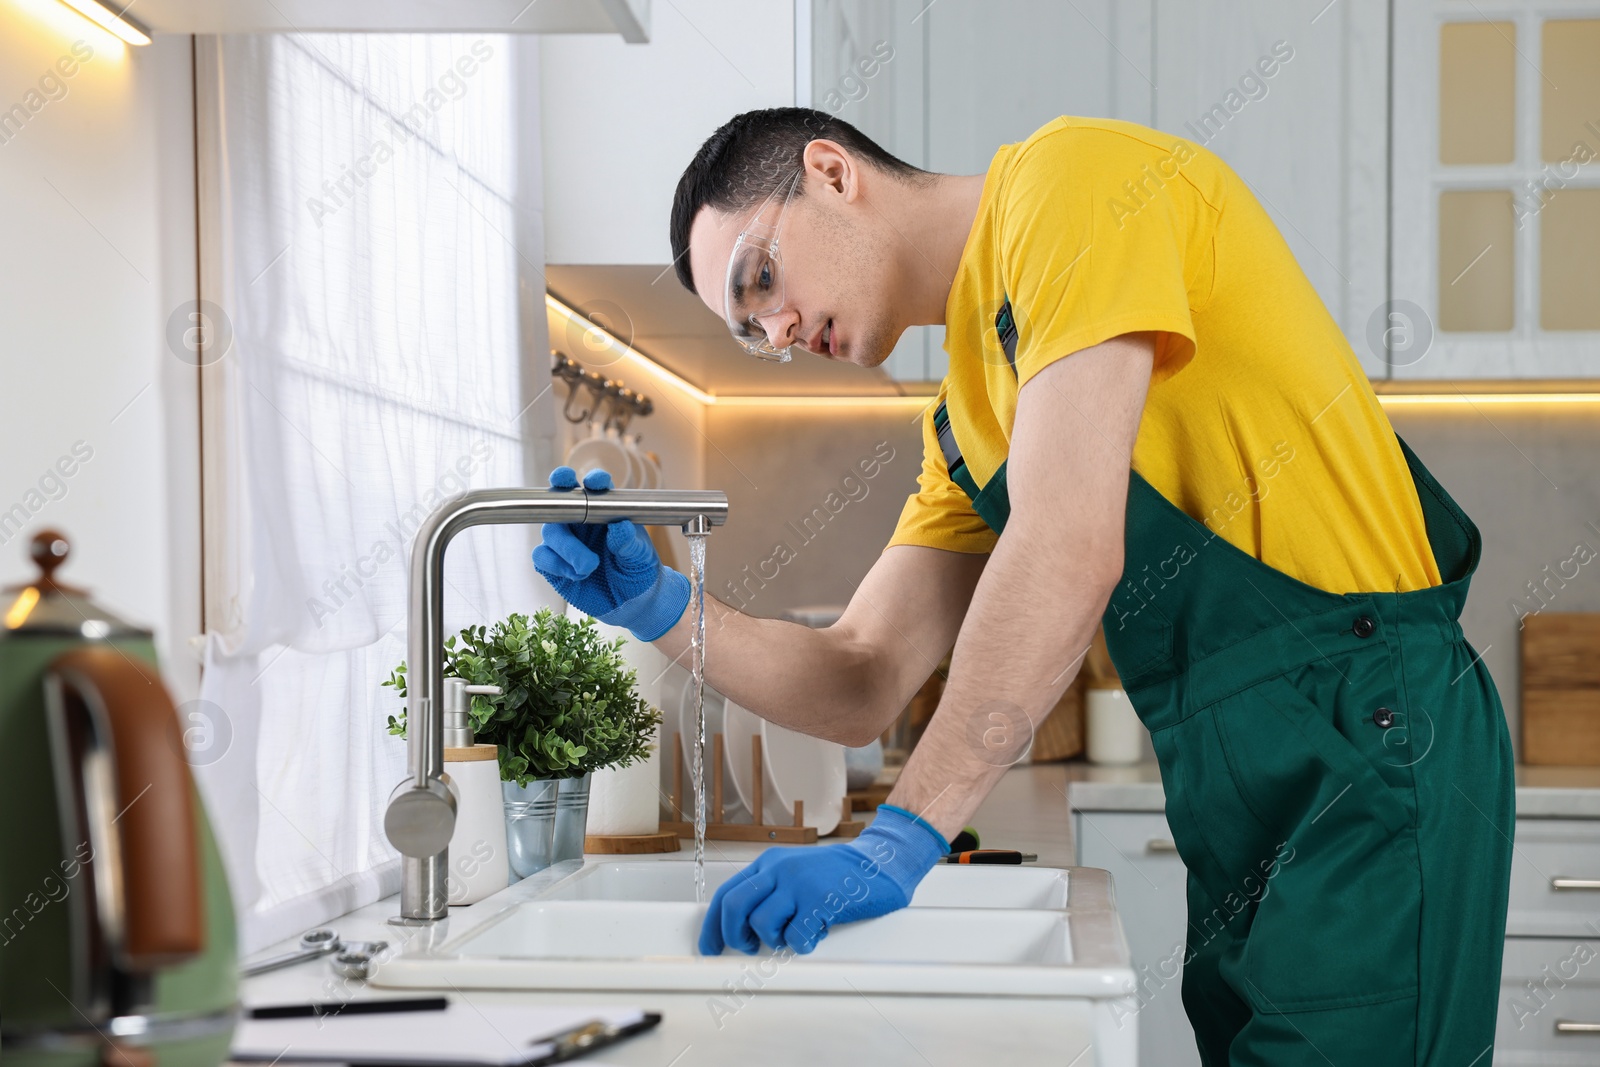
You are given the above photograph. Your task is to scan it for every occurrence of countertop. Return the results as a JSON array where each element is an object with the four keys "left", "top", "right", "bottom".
[
  {"left": 235, "top": 764, "right": 1098, "bottom": 1067},
  {"left": 1066, "top": 760, "right": 1600, "bottom": 818}
]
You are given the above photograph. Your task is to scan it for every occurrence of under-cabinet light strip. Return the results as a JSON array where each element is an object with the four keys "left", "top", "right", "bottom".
[
  {"left": 56, "top": 0, "right": 150, "bottom": 44},
  {"left": 545, "top": 294, "right": 933, "bottom": 409},
  {"left": 1375, "top": 393, "right": 1600, "bottom": 406},
  {"left": 548, "top": 295, "right": 1600, "bottom": 410}
]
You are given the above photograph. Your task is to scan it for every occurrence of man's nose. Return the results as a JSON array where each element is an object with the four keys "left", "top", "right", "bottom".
[{"left": 755, "top": 307, "right": 800, "bottom": 350}]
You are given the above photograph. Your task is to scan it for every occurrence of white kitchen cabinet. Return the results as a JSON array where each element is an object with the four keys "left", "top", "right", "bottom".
[
  {"left": 1074, "top": 810, "right": 1199, "bottom": 1067},
  {"left": 809, "top": 0, "right": 1152, "bottom": 384},
  {"left": 135, "top": 0, "right": 651, "bottom": 34},
  {"left": 1507, "top": 818, "right": 1600, "bottom": 938},
  {"left": 809, "top": 0, "right": 1386, "bottom": 384},
  {"left": 1391, "top": 3, "right": 1600, "bottom": 379},
  {"left": 1072, "top": 772, "right": 1600, "bottom": 1065},
  {"left": 1499, "top": 937, "right": 1600, "bottom": 1063},
  {"left": 1149, "top": 0, "right": 1389, "bottom": 378},
  {"left": 539, "top": 1, "right": 797, "bottom": 265}
]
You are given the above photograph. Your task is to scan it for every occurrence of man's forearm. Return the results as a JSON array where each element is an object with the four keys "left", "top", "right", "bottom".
[
  {"left": 883, "top": 514, "right": 1118, "bottom": 838},
  {"left": 653, "top": 597, "right": 886, "bottom": 745},
  {"left": 651, "top": 544, "right": 986, "bottom": 748}
]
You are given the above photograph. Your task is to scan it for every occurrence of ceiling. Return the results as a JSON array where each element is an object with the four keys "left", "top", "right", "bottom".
[{"left": 546, "top": 265, "right": 916, "bottom": 398}]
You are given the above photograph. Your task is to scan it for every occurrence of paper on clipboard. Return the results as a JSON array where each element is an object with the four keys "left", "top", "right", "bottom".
[{"left": 232, "top": 1003, "right": 649, "bottom": 1066}]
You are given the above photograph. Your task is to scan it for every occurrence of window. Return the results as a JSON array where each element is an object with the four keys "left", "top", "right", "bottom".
[{"left": 193, "top": 34, "right": 556, "bottom": 951}]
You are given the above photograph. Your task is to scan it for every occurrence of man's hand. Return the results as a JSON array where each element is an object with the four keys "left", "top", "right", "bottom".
[
  {"left": 699, "top": 805, "right": 949, "bottom": 955},
  {"left": 532, "top": 466, "right": 690, "bottom": 641}
]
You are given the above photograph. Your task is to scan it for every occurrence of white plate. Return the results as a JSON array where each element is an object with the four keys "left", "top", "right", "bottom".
[
  {"left": 721, "top": 699, "right": 761, "bottom": 817},
  {"left": 759, "top": 718, "right": 846, "bottom": 834},
  {"left": 565, "top": 431, "right": 632, "bottom": 485}
]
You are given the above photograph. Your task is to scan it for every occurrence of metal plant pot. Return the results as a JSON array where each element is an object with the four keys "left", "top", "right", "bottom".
[
  {"left": 502, "top": 778, "right": 558, "bottom": 880},
  {"left": 551, "top": 773, "right": 592, "bottom": 863}
]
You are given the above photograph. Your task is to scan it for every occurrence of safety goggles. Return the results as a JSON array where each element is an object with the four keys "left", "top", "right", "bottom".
[{"left": 722, "top": 169, "right": 804, "bottom": 362}]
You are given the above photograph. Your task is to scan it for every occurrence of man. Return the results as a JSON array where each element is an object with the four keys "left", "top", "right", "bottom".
[{"left": 532, "top": 109, "right": 1513, "bottom": 1063}]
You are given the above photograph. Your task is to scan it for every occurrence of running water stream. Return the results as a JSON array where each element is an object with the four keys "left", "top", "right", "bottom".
[{"left": 686, "top": 533, "right": 709, "bottom": 902}]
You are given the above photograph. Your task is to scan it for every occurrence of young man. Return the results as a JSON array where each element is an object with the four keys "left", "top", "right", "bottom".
[{"left": 532, "top": 109, "right": 1513, "bottom": 1062}]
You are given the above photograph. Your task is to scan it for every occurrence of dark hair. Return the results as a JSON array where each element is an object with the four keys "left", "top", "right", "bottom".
[{"left": 669, "top": 107, "right": 925, "bottom": 294}]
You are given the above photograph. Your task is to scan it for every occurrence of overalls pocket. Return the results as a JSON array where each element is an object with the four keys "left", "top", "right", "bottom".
[{"left": 1161, "top": 673, "right": 1423, "bottom": 1015}]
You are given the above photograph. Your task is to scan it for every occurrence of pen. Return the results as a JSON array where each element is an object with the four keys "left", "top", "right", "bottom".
[
  {"left": 943, "top": 850, "right": 1038, "bottom": 864},
  {"left": 248, "top": 996, "right": 449, "bottom": 1020},
  {"left": 535, "top": 1012, "right": 663, "bottom": 1065}
]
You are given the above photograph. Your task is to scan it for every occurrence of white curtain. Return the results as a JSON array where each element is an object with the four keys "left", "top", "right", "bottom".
[{"left": 194, "top": 34, "right": 559, "bottom": 953}]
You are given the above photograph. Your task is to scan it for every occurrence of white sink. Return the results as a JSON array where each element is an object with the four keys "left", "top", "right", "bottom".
[
  {"left": 540, "top": 859, "right": 1072, "bottom": 908},
  {"left": 460, "top": 900, "right": 1070, "bottom": 965},
  {"left": 371, "top": 859, "right": 1134, "bottom": 1000}
]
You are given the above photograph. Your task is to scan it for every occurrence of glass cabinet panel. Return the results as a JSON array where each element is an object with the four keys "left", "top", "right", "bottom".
[
  {"left": 1541, "top": 20, "right": 1600, "bottom": 162},
  {"left": 1438, "top": 190, "right": 1515, "bottom": 331},
  {"left": 1439, "top": 22, "right": 1516, "bottom": 164},
  {"left": 1541, "top": 189, "right": 1600, "bottom": 330}
]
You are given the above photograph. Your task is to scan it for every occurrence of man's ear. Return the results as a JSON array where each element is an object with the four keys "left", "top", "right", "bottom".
[{"left": 802, "top": 139, "right": 861, "bottom": 203}]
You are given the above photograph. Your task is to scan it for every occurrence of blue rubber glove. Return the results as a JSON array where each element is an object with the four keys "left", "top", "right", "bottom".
[
  {"left": 698, "top": 805, "right": 950, "bottom": 956},
  {"left": 532, "top": 466, "right": 691, "bottom": 642}
]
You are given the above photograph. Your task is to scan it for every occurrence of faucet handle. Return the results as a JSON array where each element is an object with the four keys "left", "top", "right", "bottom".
[{"left": 464, "top": 684, "right": 503, "bottom": 696}]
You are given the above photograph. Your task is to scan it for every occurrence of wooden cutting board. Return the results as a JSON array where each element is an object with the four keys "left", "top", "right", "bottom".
[{"left": 1522, "top": 613, "right": 1600, "bottom": 765}]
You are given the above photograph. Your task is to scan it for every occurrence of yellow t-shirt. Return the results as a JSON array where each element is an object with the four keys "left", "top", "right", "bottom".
[{"left": 889, "top": 117, "right": 1441, "bottom": 594}]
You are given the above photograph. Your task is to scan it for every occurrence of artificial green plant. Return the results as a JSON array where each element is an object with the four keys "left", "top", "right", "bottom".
[{"left": 385, "top": 608, "right": 661, "bottom": 786}]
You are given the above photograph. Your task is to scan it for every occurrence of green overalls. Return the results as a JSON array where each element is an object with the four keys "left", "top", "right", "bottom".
[{"left": 939, "top": 388, "right": 1515, "bottom": 1061}]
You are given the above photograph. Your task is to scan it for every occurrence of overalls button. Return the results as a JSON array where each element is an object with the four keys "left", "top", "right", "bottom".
[
  {"left": 1353, "top": 615, "right": 1377, "bottom": 638},
  {"left": 1373, "top": 706, "right": 1396, "bottom": 729}
]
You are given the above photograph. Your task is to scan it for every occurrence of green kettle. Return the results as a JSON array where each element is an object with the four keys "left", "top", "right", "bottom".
[{"left": 0, "top": 531, "right": 237, "bottom": 1067}]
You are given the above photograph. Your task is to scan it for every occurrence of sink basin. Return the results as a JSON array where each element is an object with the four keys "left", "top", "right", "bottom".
[
  {"left": 539, "top": 860, "right": 1072, "bottom": 908},
  {"left": 461, "top": 900, "right": 1070, "bottom": 964},
  {"left": 371, "top": 859, "right": 1133, "bottom": 999}
]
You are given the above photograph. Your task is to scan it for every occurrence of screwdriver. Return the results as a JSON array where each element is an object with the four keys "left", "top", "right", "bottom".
[{"left": 943, "top": 850, "right": 1038, "bottom": 864}]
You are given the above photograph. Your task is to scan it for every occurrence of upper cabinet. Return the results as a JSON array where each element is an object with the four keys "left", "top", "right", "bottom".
[
  {"left": 139, "top": 0, "right": 651, "bottom": 35},
  {"left": 1150, "top": 0, "right": 1388, "bottom": 379},
  {"left": 810, "top": 0, "right": 1153, "bottom": 383},
  {"left": 811, "top": 0, "right": 1388, "bottom": 383},
  {"left": 538, "top": 0, "right": 1591, "bottom": 383},
  {"left": 539, "top": 0, "right": 797, "bottom": 265},
  {"left": 1393, "top": 3, "right": 1600, "bottom": 379}
]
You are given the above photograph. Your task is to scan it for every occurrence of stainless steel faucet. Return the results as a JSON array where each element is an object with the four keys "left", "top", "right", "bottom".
[{"left": 383, "top": 485, "right": 729, "bottom": 923}]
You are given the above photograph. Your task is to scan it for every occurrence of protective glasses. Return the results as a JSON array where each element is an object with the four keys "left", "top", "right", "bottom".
[{"left": 722, "top": 169, "right": 804, "bottom": 362}]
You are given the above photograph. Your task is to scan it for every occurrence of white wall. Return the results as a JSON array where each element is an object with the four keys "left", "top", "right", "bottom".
[
  {"left": 0, "top": 8, "right": 201, "bottom": 697},
  {"left": 538, "top": 0, "right": 796, "bottom": 264}
]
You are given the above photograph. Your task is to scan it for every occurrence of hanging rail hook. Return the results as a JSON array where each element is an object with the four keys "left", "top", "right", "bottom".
[
  {"left": 581, "top": 371, "right": 610, "bottom": 429},
  {"left": 551, "top": 351, "right": 595, "bottom": 424},
  {"left": 609, "top": 387, "right": 639, "bottom": 434},
  {"left": 595, "top": 379, "right": 627, "bottom": 433},
  {"left": 549, "top": 350, "right": 655, "bottom": 429},
  {"left": 556, "top": 363, "right": 595, "bottom": 425}
]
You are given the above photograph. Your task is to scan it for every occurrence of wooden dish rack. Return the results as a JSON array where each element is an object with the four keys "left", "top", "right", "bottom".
[{"left": 661, "top": 733, "right": 863, "bottom": 842}]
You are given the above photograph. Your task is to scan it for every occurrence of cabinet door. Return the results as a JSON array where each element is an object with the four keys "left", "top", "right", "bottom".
[
  {"left": 1076, "top": 811, "right": 1199, "bottom": 1067},
  {"left": 1499, "top": 937, "right": 1600, "bottom": 1064},
  {"left": 1151, "top": 0, "right": 1388, "bottom": 378},
  {"left": 540, "top": 1, "right": 796, "bottom": 265},
  {"left": 811, "top": 0, "right": 1153, "bottom": 384},
  {"left": 1508, "top": 818, "right": 1600, "bottom": 937},
  {"left": 1393, "top": 4, "right": 1600, "bottom": 378}
]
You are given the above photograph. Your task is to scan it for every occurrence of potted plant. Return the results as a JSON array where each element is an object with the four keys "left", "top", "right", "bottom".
[{"left": 385, "top": 608, "right": 661, "bottom": 877}]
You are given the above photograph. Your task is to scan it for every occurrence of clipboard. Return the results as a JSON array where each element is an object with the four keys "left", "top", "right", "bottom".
[{"left": 232, "top": 1001, "right": 661, "bottom": 1066}]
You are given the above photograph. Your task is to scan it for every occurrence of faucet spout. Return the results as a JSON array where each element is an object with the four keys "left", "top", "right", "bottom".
[{"left": 385, "top": 485, "right": 728, "bottom": 924}]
